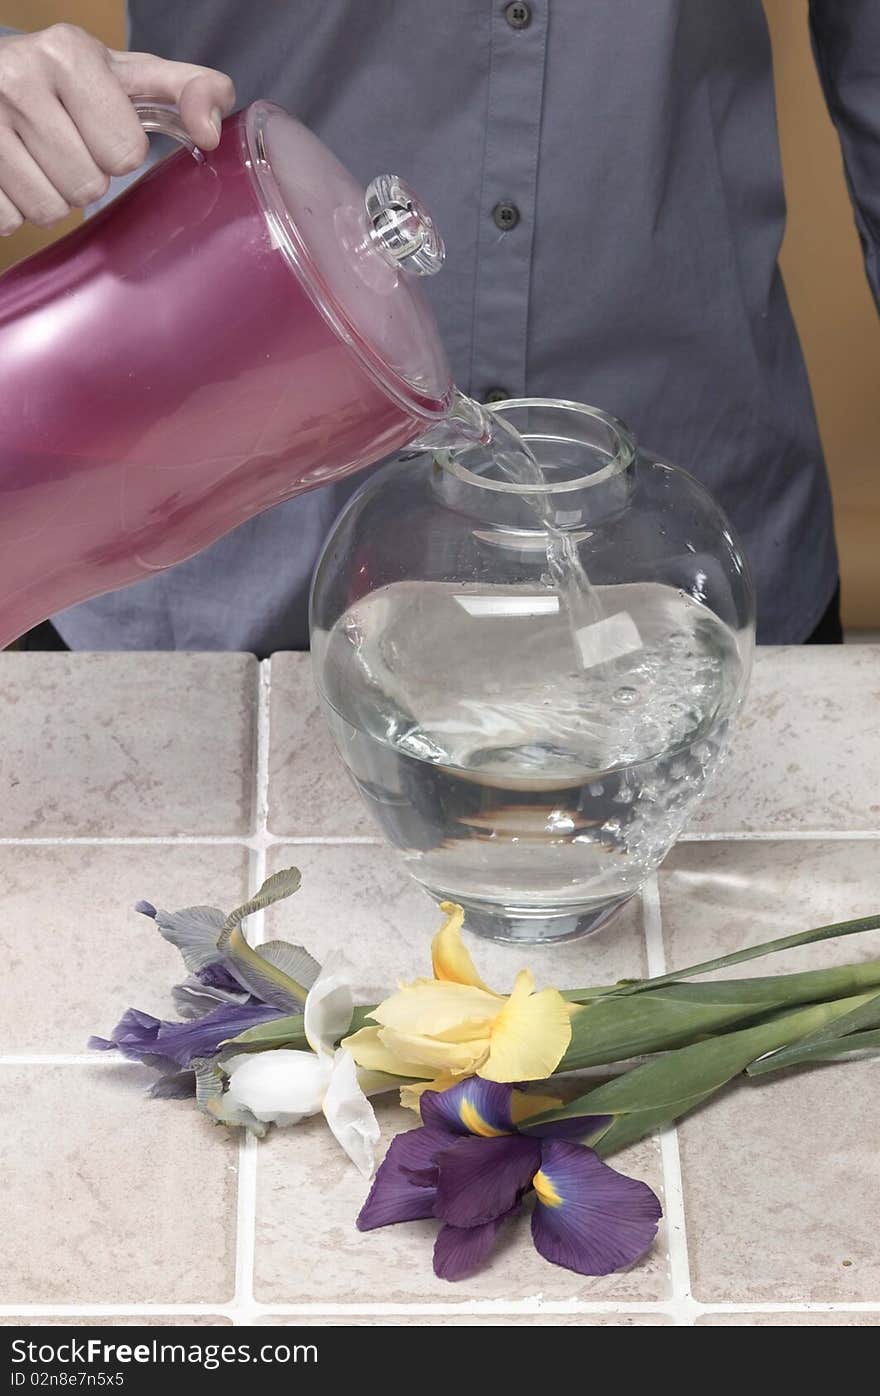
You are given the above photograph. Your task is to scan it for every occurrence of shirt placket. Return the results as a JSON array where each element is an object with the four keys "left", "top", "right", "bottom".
[{"left": 469, "top": 1, "right": 549, "bottom": 403}]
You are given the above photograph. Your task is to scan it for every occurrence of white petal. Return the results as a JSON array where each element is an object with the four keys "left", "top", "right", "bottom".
[
  {"left": 225, "top": 1049, "right": 332, "bottom": 1124},
  {"left": 322, "top": 1049, "right": 381, "bottom": 1177},
  {"left": 303, "top": 965, "right": 354, "bottom": 1059}
]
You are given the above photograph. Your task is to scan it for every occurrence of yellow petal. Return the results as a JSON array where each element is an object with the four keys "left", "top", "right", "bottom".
[
  {"left": 509, "top": 1089, "right": 565, "bottom": 1125},
  {"left": 379, "top": 1026, "right": 490, "bottom": 1076},
  {"left": 341, "top": 1025, "right": 430, "bottom": 1080},
  {"left": 371, "top": 980, "right": 502, "bottom": 1037},
  {"left": 399, "top": 1075, "right": 459, "bottom": 1113},
  {"left": 479, "top": 970, "right": 572, "bottom": 1082},
  {"left": 431, "top": 903, "right": 496, "bottom": 992}
]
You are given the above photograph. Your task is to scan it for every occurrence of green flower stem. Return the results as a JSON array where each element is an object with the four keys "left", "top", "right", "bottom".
[
  {"left": 560, "top": 958, "right": 880, "bottom": 1071},
  {"left": 527, "top": 990, "right": 879, "bottom": 1157}
]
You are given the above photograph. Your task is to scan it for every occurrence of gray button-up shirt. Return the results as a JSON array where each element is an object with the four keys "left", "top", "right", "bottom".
[{"left": 44, "top": 1, "right": 879, "bottom": 650}]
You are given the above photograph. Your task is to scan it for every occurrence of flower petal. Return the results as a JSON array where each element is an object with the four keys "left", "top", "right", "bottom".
[
  {"left": 342, "top": 1025, "right": 434, "bottom": 1080},
  {"left": 509, "top": 1090, "right": 566, "bottom": 1126},
  {"left": 434, "top": 1134, "right": 541, "bottom": 1228},
  {"left": 379, "top": 1026, "right": 490, "bottom": 1076},
  {"left": 321, "top": 1050, "right": 381, "bottom": 1177},
  {"left": 399, "top": 1076, "right": 461, "bottom": 1112},
  {"left": 150, "top": 904, "right": 229, "bottom": 974},
  {"left": 89, "top": 1000, "right": 283, "bottom": 1069},
  {"left": 431, "top": 903, "right": 494, "bottom": 993},
  {"left": 480, "top": 971, "right": 572, "bottom": 1083},
  {"left": 531, "top": 1140, "right": 662, "bottom": 1276},
  {"left": 225, "top": 1048, "right": 332, "bottom": 1124},
  {"left": 357, "top": 1126, "right": 449, "bottom": 1230},
  {"left": 433, "top": 1208, "right": 518, "bottom": 1281},
  {"left": 303, "top": 965, "right": 354, "bottom": 1060},
  {"left": 420, "top": 1079, "right": 516, "bottom": 1137},
  {"left": 372, "top": 981, "right": 502, "bottom": 1037}
]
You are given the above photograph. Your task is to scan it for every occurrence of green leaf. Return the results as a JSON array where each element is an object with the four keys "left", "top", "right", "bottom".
[
  {"left": 219, "top": 1004, "right": 375, "bottom": 1055},
  {"left": 561, "top": 960, "right": 880, "bottom": 1071},
  {"left": 746, "top": 991, "right": 880, "bottom": 1076},
  {"left": 589, "top": 911, "right": 880, "bottom": 1001},
  {"left": 750, "top": 1027, "right": 880, "bottom": 1070},
  {"left": 527, "top": 992, "right": 876, "bottom": 1157}
]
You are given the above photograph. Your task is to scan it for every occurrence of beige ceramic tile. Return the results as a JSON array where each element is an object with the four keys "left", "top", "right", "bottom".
[
  {"left": 0, "top": 845, "right": 249, "bottom": 1053},
  {"left": 696, "top": 1311, "right": 880, "bottom": 1325},
  {"left": 253, "top": 1099, "right": 667, "bottom": 1306},
  {"left": 265, "top": 842, "right": 647, "bottom": 999},
  {"left": 693, "top": 646, "right": 880, "bottom": 832},
  {"left": 0, "top": 1317, "right": 231, "bottom": 1326},
  {"left": 678, "top": 1059, "right": 880, "bottom": 1304},
  {"left": 0, "top": 654, "right": 257, "bottom": 836},
  {"left": 259, "top": 1312, "right": 671, "bottom": 1325},
  {"left": 267, "top": 653, "right": 372, "bottom": 838},
  {"left": 0, "top": 1066, "right": 238, "bottom": 1304},
  {"left": 660, "top": 840, "right": 880, "bottom": 1304},
  {"left": 660, "top": 839, "right": 880, "bottom": 978}
]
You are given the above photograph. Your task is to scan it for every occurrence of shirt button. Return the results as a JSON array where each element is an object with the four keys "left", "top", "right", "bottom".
[
  {"left": 493, "top": 201, "right": 520, "bottom": 231},
  {"left": 504, "top": 2, "right": 532, "bottom": 29},
  {"left": 484, "top": 387, "right": 511, "bottom": 404}
]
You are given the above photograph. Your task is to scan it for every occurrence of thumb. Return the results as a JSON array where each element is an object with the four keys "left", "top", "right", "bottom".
[{"left": 109, "top": 50, "right": 236, "bottom": 149}]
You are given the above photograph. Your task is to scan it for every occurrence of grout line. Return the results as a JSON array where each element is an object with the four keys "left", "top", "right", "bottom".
[
  {"left": 3, "top": 1299, "right": 880, "bottom": 1320},
  {"left": 0, "top": 834, "right": 382, "bottom": 848},
  {"left": 0, "top": 1054, "right": 128, "bottom": 1067},
  {"left": 1, "top": 830, "right": 879, "bottom": 849},
  {"left": 642, "top": 876, "right": 697, "bottom": 1326},
  {"left": 681, "top": 830, "right": 880, "bottom": 842},
  {"left": 230, "top": 660, "right": 273, "bottom": 1325}
]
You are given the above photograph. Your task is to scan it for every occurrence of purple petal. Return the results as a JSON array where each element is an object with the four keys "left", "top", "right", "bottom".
[
  {"left": 531, "top": 1140, "right": 662, "bottom": 1276},
  {"left": 134, "top": 900, "right": 157, "bottom": 919},
  {"left": 88, "top": 1000, "right": 283, "bottom": 1068},
  {"left": 357, "top": 1127, "right": 450, "bottom": 1231},
  {"left": 434, "top": 1134, "right": 541, "bottom": 1228},
  {"left": 420, "top": 1079, "right": 515, "bottom": 1137},
  {"left": 433, "top": 1206, "right": 519, "bottom": 1281},
  {"left": 196, "top": 963, "right": 243, "bottom": 994}
]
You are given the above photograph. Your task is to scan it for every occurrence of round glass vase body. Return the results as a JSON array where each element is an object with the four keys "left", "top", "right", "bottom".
[{"left": 311, "top": 399, "right": 755, "bottom": 945}]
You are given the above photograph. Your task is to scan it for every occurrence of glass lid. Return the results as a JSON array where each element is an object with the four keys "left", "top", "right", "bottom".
[{"left": 244, "top": 101, "right": 452, "bottom": 416}]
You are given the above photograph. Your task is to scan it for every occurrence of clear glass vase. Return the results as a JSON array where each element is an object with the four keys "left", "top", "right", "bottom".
[{"left": 311, "top": 399, "right": 755, "bottom": 944}]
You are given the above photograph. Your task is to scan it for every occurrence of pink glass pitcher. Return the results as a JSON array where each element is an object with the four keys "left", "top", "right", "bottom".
[{"left": 0, "top": 100, "right": 454, "bottom": 649}]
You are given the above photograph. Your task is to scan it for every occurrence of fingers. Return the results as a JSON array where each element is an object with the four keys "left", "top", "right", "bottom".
[
  {"left": 0, "top": 188, "right": 22, "bottom": 237},
  {"left": 47, "top": 40, "right": 151, "bottom": 177},
  {"left": 0, "top": 127, "right": 70, "bottom": 228},
  {"left": 0, "top": 23, "right": 236, "bottom": 237},
  {"left": 13, "top": 99, "right": 110, "bottom": 209},
  {"left": 110, "top": 50, "right": 236, "bottom": 150}
]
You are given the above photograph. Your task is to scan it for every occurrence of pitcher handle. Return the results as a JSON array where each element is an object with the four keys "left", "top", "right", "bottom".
[{"left": 133, "top": 100, "right": 205, "bottom": 164}]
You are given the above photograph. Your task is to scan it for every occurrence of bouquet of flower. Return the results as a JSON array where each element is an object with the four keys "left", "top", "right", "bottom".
[{"left": 92, "top": 869, "right": 880, "bottom": 1282}]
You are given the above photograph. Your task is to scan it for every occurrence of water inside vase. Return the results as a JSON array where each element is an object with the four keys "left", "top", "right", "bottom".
[{"left": 436, "top": 390, "right": 621, "bottom": 695}]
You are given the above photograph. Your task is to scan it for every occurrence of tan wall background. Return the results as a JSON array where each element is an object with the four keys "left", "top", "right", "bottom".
[{"left": 2, "top": 0, "right": 879, "bottom": 628}]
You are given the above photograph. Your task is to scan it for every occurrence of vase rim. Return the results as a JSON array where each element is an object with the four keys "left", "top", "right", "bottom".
[{"left": 441, "top": 397, "right": 637, "bottom": 495}]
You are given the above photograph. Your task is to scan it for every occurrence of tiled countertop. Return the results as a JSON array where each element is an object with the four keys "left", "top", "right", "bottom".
[{"left": 1, "top": 647, "right": 879, "bottom": 1328}]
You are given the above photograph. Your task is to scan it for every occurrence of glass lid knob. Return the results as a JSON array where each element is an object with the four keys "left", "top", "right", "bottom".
[{"left": 365, "top": 173, "right": 445, "bottom": 276}]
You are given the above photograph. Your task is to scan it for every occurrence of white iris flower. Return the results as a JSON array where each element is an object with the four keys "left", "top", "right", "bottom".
[{"left": 224, "top": 964, "right": 381, "bottom": 1176}]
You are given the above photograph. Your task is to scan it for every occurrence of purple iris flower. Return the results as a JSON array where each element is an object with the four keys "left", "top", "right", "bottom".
[
  {"left": 357, "top": 1079, "right": 662, "bottom": 1280},
  {"left": 88, "top": 998, "right": 283, "bottom": 1069}
]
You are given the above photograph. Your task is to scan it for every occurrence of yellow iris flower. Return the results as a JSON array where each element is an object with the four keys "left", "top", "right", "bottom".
[{"left": 342, "top": 903, "right": 573, "bottom": 1107}]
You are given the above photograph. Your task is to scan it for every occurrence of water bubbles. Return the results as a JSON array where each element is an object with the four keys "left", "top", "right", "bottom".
[{"left": 612, "top": 685, "right": 639, "bottom": 706}]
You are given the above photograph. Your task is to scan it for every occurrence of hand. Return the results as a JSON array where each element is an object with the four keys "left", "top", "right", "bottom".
[{"left": 0, "top": 24, "right": 235, "bottom": 234}]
